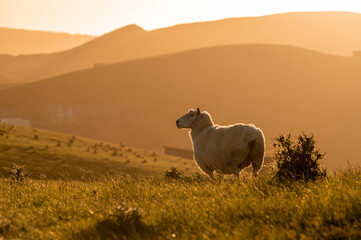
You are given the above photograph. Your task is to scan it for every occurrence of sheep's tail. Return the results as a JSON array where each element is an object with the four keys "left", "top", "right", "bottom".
[{"left": 250, "top": 129, "right": 265, "bottom": 176}]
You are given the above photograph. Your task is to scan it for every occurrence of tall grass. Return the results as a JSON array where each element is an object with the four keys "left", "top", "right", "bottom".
[{"left": 1, "top": 169, "right": 361, "bottom": 239}]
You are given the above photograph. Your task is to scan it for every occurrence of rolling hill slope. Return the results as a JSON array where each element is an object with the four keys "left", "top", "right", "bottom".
[
  {"left": 0, "top": 123, "right": 198, "bottom": 179},
  {"left": 0, "top": 44, "right": 360, "bottom": 168},
  {"left": 0, "top": 27, "right": 94, "bottom": 55},
  {"left": 1, "top": 11, "right": 361, "bottom": 84}
]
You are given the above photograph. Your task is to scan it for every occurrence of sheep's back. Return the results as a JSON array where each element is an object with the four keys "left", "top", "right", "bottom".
[{"left": 197, "top": 123, "right": 262, "bottom": 159}]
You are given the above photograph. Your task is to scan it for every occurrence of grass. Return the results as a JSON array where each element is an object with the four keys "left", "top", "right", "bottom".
[
  {"left": 1, "top": 123, "right": 360, "bottom": 239},
  {"left": 1, "top": 169, "right": 361, "bottom": 239},
  {"left": 0, "top": 123, "right": 198, "bottom": 179}
]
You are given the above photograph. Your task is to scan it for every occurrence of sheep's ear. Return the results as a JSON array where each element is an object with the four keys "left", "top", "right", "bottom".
[{"left": 196, "top": 107, "right": 201, "bottom": 115}]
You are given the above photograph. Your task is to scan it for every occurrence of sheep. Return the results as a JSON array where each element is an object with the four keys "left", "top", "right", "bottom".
[{"left": 176, "top": 108, "right": 265, "bottom": 178}]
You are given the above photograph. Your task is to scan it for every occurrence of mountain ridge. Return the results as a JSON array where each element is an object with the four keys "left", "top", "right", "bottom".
[
  {"left": 0, "top": 27, "right": 95, "bottom": 55},
  {"left": 1, "top": 11, "right": 360, "bottom": 84}
]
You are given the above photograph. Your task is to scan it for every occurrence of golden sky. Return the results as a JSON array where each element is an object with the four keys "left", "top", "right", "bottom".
[{"left": 0, "top": 0, "right": 361, "bottom": 35}]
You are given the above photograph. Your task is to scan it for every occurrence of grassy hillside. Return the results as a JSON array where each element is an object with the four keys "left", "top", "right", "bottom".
[
  {"left": 0, "top": 123, "right": 198, "bottom": 179},
  {"left": 1, "top": 169, "right": 361, "bottom": 239},
  {"left": 1, "top": 11, "right": 361, "bottom": 83},
  {"left": 0, "top": 27, "right": 94, "bottom": 55}
]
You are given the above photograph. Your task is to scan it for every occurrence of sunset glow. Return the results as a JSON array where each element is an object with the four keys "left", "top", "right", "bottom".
[{"left": 1, "top": 0, "right": 361, "bottom": 35}]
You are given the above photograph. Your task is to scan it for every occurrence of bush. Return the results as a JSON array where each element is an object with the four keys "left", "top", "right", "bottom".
[
  {"left": 5, "top": 164, "right": 28, "bottom": 182},
  {"left": 164, "top": 167, "right": 184, "bottom": 179},
  {"left": 80, "top": 206, "right": 147, "bottom": 238},
  {"left": 68, "top": 136, "right": 75, "bottom": 146},
  {"left": 273, "top": 132, "right": 326, "bottom": 181}
]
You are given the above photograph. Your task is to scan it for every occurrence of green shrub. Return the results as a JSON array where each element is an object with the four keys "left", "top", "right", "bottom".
[
  {"left": 5, "top": 164, "right": 29, "bottom": 182},
  {"left": 273, "top": 132, "right": 326, "bottom": 181},
  {"left": 164, "top": 167, "right": 184, "bottom": 179},
  {"left": 80, "top": 206, "right": 147, "bottom": 239}
]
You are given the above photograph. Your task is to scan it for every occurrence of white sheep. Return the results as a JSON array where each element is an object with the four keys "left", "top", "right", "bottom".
[{"left": 176, "top": 108, "right": 265, "bottom": 178}]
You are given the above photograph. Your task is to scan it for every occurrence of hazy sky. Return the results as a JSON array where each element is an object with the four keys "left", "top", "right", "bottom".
[{"left": 1, "top": 0, "right": 360, "bottom": 35}]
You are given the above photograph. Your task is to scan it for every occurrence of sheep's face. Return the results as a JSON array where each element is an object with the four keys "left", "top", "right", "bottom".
[{"left": 176, "top": 108, "right": 200, "bottom": 129}]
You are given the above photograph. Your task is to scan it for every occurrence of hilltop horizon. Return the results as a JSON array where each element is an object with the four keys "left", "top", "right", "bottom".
[
  {"left": 0, "top": 11, "right": 359, "bottom": 38},
  {"left": 0, "top": 26, "right": 96, "bottom": 37},
  {"left": 0, "top": 27, "right": 95, "bottom": 55},
  {"left": 1, "top": 11, "right": 361, "bottom": 88},
  {"left": 1, "top": 9, "right": 361, "bottom": 35}
]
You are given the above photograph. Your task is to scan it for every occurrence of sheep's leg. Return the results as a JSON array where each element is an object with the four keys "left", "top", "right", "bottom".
[
  {"left": 232, "top": 168, "right": 239, "bottom": 179},
  {"left": 249, "top": 139, "right": 265, "bottom": 177},
  {"left": 205, "top": 170, "right": 215, "bottom": 179},
  {"left": 194, "top": 156, "right": 214, "bottom": 179}
]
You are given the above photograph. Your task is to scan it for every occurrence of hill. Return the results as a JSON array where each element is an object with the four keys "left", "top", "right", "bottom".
[
  {"left": 0, "top": 27, "right": 94, "bottom": 55},
  {"left": 0, "top": 44, "right": 359, "bottom": 168},
  {"left": 0, "top": 123, "right": 197, "bottom": 179},
  {"left": 0, "top": 11, "right": 361, "bottom": 83}
]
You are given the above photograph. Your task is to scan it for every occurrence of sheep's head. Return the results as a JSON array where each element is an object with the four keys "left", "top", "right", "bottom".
[{"left": 176, "top": 108, "right": 201, "bottom": 129}]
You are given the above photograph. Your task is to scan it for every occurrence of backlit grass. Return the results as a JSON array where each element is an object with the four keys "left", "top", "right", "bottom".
[{"left": 1, "top": 169, "right": 361, "bottom": 239}]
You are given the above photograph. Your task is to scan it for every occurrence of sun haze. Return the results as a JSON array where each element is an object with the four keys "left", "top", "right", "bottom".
[{"left": 1, "top": 0, "right": 361, "bottom": 35}]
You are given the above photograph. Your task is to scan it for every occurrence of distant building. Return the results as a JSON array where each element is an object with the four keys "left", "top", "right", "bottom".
[
  {"left": 164, "top": 146, "right": 193, "bottom": 159},
  {"left": 1, "top": 118, "right": 30, "bottom": 126},
  {"left": 37, "top": 104, "right": 137, "bottom": 126}
]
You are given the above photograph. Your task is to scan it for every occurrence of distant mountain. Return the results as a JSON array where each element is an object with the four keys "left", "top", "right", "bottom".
[
  {"left": 0, "top": 55, "right": 21, "bottom": 86},
  {"left": 0, "top": 44, "right": 360, "bottom": 168},
  {"left": 0, "top": 54, "right": 13, "bottom": 61},
  {"left": 1, "top": 11, "right": 361, "bottom": 84},
  {"left": 0, "top": 27, "right": 95, "bottom": 55},
  {"left": 0, "top": 72, "right": 20, "bottom": 85},
  {"left": 0, "top": 24, "right": 146, "bottom": 84}
]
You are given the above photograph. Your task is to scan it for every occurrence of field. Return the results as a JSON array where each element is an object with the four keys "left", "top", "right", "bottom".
[
  {"left": 1, "top": 169, "right": 361, "bottom": 239},
  {"left": 0, "top": 123, "right": 197, "bottom": 179},
  {"left": 1, "top": 124, "right": 361, "bottom": 239}
]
